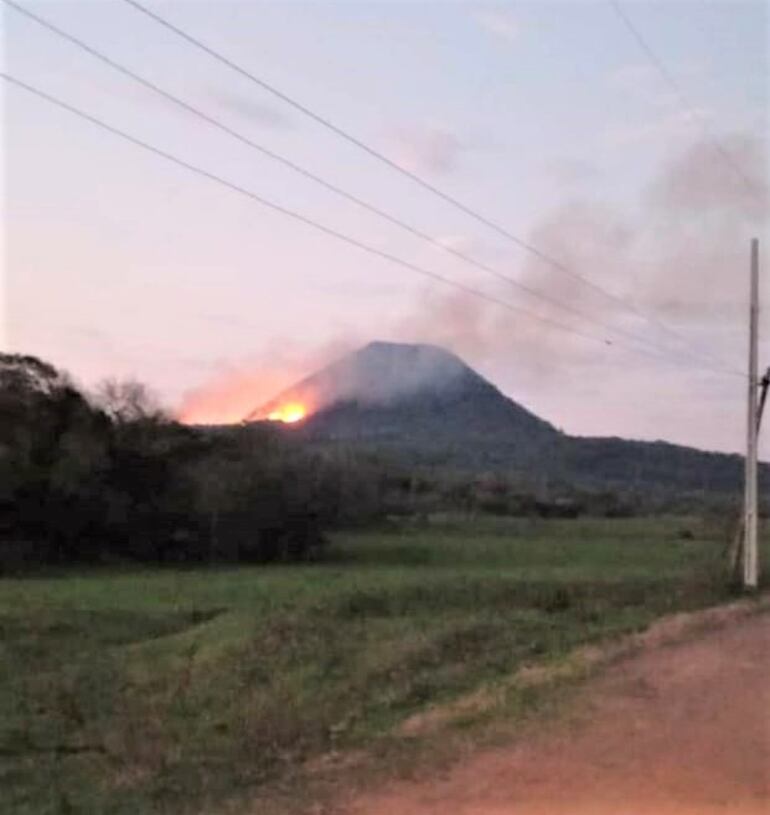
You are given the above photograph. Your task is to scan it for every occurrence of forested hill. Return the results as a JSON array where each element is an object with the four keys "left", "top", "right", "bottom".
[{"left": 257, "top": 341, "right": 755, "bottom": 497}]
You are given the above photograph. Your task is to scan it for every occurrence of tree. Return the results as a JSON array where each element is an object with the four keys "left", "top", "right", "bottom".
[
  {"left": 92, "top": 379, "right": 166, "bottom": 424},
  {"left": 0, "top": 354, "right": 112, "bottom": 562}
]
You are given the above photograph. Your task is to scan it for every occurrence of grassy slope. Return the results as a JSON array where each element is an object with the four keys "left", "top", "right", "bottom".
[{"left": 1, "top": 517, "right": 765, "bottom": 814}]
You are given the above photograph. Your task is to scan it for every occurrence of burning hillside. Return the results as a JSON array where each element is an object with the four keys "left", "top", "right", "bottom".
[
  {"left": 180, "top": 341, "right": 553, "bottom": 441},
  {"left": 245, "top": 341, "right": 496, "bottom": 423},
  {"left": 266, "top": 402, "right": 308, "bottom": 424},
  {"left": 178, "top": 341, "right": 752, "bottom": 496}
]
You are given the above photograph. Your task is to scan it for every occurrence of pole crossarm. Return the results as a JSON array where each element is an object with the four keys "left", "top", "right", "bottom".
[{"left": 757, "top": 368, "right": 770, "bottom": 433}]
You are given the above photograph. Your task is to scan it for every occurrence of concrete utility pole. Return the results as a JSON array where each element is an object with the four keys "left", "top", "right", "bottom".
[{"left": 743, "top": 238, "right": 760, "bottom": 590}]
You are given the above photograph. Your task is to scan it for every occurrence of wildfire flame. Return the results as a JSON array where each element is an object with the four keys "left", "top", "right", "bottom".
[{"left": 266, "top": 402, "right": 307, "bottom": 424}]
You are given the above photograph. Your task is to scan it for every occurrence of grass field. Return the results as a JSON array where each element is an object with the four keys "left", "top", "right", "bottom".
[{"left": 1, "top": 516, "right": 766, "bottom": 815}]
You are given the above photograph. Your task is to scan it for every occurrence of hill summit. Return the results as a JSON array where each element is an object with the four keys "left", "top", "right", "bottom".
[
  {"left": 249, "top": 341, "right": 554, "bottom": 444},
  {"left": 250, "top": 341, "right": 490, "bottom": 414}
]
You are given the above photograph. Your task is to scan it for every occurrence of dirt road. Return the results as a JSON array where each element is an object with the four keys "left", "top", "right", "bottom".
[{"left": 346, "top": 609, "right": 770, "bottom": 815}]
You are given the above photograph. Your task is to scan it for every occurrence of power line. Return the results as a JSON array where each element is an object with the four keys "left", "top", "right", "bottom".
[
  {"left": 5, "top": 71, "right": 748, "bottom": 383},
  {"left": 609, "top": 0, "right": 763, "bottom": 200},
  {"left": 120, "top": 0, "right": 736, "bottom": 372},
  {"left": 0, "top": 71, "right": 622, "bottom": 351},
  {"left": 4, "top": 0, "right": 722, "bottom": 368}
]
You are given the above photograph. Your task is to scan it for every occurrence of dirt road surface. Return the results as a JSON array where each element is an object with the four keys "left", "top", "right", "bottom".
[{"left": 346, "top": 610, "right": 770, "bottom": 815}]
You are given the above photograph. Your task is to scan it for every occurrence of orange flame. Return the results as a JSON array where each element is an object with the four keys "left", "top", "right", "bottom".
[{"left": 267, "top": 402, "right": 307, "bottom": 424}]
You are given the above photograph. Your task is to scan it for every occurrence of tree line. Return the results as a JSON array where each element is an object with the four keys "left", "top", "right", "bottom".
[
  {"left": 0, "top": 354, "right": 347, "bottom": 570},
  {"left": 2, "top": 353, "right": 749, "bottom": 573}
]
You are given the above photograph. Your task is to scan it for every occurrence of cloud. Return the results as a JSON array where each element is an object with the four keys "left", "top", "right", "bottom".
[
  {"left": 634, "top": 133, "right": 769, "bottom": 321},
  {"left": 602, "top": 107, "right": 714, "bottom": 148},
  {"left": 607, "top": 63, "right": 670, "bottom": 107},
  {"left": 544, "top": 158, "right": 602, "bottom": 188},
  {"left": 433, "top": 234, "right": 481, "bottom": 254},
  {"left": 386, "top": 126, "right": 467, "bottom": 175},
  {"left": 474, "top": 9, "right": 520, "bottom": 43},
  {"left": 607, "top": 61, "right": 705, "bottom": 110},
  {"left": 208, "top": 89, "right": 293, "bottom": 129},
  {"left": 608, "top": 63, "right": 659, "bottom": 90},
  {"left": 647, "top": 133, "right": 768, "bottom": 221}
]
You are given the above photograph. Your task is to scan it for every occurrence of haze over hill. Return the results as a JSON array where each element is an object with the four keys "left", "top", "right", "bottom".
[{"left": 250, "top": 341, "right": 752, "bottom": 498}]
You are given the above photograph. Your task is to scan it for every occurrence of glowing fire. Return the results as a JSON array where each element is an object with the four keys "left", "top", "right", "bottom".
[{"left": 267, "top": 402, "right": 307, "bottom": 424}]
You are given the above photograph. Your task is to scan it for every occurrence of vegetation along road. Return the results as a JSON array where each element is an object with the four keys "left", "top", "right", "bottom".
[
  {"left": 346, "top": 603, "right": 770, "bottom": 815},
  {"left": 2, "top": 517, "right": 767, "bottom": 815}
]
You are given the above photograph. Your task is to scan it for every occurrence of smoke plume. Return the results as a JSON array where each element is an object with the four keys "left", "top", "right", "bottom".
[
  {"left": 178, "top": 132, "right": 768, "bottom": 440},
  {"left": 396, "top": 132, "right": 768, "bottom": 379}
]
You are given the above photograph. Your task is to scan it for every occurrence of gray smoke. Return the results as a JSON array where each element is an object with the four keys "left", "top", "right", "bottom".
[{"left": 396, "top": 132, "right": 769, "bottom": 380}]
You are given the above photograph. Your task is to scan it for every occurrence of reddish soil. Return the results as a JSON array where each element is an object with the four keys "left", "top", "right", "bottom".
[{"left": 346, "top": 610, "right": 770, "bottom": 815}]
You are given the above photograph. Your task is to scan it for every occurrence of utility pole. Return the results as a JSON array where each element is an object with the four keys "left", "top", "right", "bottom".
[{"left": 743, "top": 238, "right": 760, "bottom": 589}]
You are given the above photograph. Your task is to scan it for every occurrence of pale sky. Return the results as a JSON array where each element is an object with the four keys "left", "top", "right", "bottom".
[{"left": 2, "top": 0, "right": 768, "bottom": 454}]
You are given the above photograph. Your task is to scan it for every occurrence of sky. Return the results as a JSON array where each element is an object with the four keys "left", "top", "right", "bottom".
[{"left": 2, "top": 0, "right": 768, "bottom": 454}]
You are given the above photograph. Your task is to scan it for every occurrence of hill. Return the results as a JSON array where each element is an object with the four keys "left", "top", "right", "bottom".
[
  {"left": 250, "top": 341, "right": 751, "bottom": 499},
  {"left": 251, "top": 342, "right": 554, "bottom": 460}
]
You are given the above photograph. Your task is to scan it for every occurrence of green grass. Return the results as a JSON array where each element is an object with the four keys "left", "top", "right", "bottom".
[{"left": 1, "top": 517, "right": 766, "bottom": 815}]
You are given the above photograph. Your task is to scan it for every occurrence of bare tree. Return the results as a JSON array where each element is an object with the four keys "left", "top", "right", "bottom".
[{"left": 92, "top": 379, "right": 167, "bottom": 424}]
